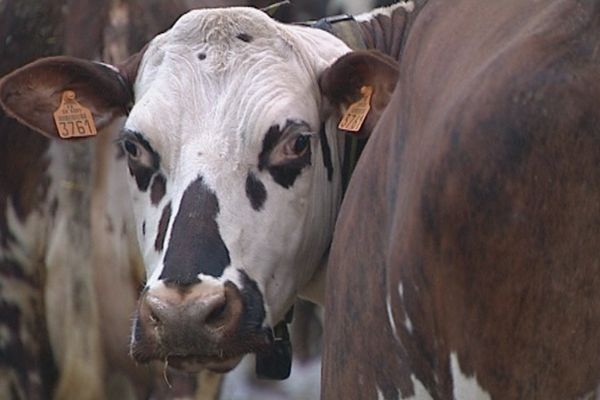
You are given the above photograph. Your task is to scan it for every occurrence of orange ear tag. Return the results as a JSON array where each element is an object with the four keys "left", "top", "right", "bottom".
[
  {"left": 338, "top": 86, "right": 373, "bottom": 133},
  {"left": 53, "top": 90, "right": 97, "bottom": 139}
]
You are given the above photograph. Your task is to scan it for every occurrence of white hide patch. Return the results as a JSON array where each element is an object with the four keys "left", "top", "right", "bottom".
[
  {"left": 387, "top": 282, "right": 414, "bottom": 345},
  {"left": 399, "top": 282, "right": 414, "bottom": 333},
  {"left": 405, "top": 375, "right": 434, "bottom": 400},
  {"left": 376, "top": 375, "right": 434, "bottom": 400},
  {"left": 450, "top": 353, "right": 492, "bottom": 400},
  {"left": 386, "top": 292, "right": 401, "bottom": 343},
  {"left": 377, "top": 386, "right": 386, "bottom": 400}
]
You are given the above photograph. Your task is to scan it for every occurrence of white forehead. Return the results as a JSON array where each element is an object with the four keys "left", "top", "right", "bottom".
[{"left": 125, "top": 7, "right": 349, "bottom": 176}]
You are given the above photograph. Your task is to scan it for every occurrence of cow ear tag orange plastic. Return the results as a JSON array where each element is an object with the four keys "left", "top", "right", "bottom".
[
  {"left": 338, "top": 85, "right": 373, "bottom": 133},
  {"left": 53, "top": 90, "right": 97, "bottom": 139}
]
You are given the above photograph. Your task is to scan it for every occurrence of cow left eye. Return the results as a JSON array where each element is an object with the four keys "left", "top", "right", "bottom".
[{"left": 291, "top": 134, "right": 310, "bottom": 156}]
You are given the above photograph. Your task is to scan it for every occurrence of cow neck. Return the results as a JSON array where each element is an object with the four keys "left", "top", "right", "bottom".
[
  {"left": 355, "top": 2, "right": 424, "bottom": 62},
  {"left": 306, "top": 16, "right": 367, "bottom": 195},
  {"left": 309, "top": 5, "right": 425, "bottom": 194}
]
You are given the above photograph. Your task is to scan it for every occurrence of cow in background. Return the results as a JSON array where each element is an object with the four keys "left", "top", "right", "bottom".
[{"left": 0, "top": 1, "right": 222, "bottom": 398}]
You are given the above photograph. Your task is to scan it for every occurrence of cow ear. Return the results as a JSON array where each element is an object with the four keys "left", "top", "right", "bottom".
[
  {"left": 0, "top": 56, "right": 134, "bottom": 139},
  {"left": 319, "top": 50, "right": 399, "bottom": 139}
]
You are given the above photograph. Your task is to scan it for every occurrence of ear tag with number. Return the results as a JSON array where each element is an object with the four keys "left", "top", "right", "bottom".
[
  {"left": 53, "top": 90, "right": 97, "bottom": 139},
  {"left": 338, "top": 85, "right": 373, "bottom": 133}
]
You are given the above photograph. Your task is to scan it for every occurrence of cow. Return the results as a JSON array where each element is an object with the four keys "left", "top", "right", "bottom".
[
  {"left": 2, "top": 1, "right": 338, "bottom": 398},
  {"left": 0, "top": 3, "right": 410, "bottom": 383},
  {"left": 4, "top": 0, "right": 597, "bottom": 398},
  {"left": 321, "top": 1, "right": 600, "bottom": 399}
]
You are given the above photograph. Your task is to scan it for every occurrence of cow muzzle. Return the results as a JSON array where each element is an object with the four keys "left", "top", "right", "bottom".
[{"left": 130, "top": 280, "right": 270, "bottom": 373}]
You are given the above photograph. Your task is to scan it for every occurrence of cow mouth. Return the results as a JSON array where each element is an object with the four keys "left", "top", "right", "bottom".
[{"left": 166, "top": 354, "right": 245, "bottom": 373}]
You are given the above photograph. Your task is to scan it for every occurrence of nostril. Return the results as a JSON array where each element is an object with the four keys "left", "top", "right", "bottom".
[
  {"left": 145, "top": 295, "right": 170, "bottom": 327},
  {"left": 205, "top": 300, "right": 227, "bottom": 326}
]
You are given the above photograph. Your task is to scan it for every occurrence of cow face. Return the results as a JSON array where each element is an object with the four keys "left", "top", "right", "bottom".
[
  {"left": 0, "top": 7, "right": 399, "bottom": 374},
  {"left": 121, "top": 9, "right": 350, "bottom": 372}
]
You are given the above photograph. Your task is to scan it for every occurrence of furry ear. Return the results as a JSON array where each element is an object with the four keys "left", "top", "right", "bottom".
[
  {"left": 320, "top": 50, "right": 400, "bottom": 138},
  {"left": 0, "top": 56, "right": 136, "bottom": 139}
]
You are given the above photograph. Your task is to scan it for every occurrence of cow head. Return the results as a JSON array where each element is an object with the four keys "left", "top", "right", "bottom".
[{"left": 0, "top": 7, "right": 398, "bottom": 375}]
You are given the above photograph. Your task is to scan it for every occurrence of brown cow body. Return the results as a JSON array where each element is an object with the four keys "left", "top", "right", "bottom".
[{"left": 324, "top": 1, "right": 600, "bottom": 399}]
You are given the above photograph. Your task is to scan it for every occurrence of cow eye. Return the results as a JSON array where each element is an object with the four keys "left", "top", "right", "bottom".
[
  {"left": 123, "top": 140, "right": 140, "bottom": 158},
  {"left": 293, "top": 135, "right": 310, "bottom": 155}
]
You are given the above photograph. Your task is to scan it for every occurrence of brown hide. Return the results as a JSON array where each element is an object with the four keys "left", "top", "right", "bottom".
[
  {"left": 0, "top": 2, "right": 64, "bottom": 399},
  {"left": 323, "top": 1, "right": 600, "bottom": 399}
]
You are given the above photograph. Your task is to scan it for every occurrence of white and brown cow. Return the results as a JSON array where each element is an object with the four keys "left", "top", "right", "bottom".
[
  {"left": 0, "top": 4, "right": 408, "bottom": 379},
  {"left": 6, "top": 1, "right": 599, "bottom": 399}
]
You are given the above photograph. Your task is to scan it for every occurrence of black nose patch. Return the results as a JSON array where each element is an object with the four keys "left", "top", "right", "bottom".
[{"left": 160, "top": 176, "right": 231, "bottom": 285}]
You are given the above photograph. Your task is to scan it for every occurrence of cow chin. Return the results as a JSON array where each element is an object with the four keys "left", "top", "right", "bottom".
[{"left": 130, "top": 320, "right": 272, "bottom": 373}]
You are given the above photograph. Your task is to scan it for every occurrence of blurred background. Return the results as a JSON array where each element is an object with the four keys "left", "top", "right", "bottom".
[{"left": 0, "top": 1, "right": 397, "bottom": 399}]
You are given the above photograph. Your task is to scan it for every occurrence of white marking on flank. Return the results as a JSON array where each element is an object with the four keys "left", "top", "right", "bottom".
[
  {"left": 377, "top": 377, "right": 434, "bottom": 400},
  {"left": 406, "top": 375, "right": 434, "bottom": 400},
  {"left": 386, "top": 292, "right": 401, "bottom": 343},
  {"left": 398, "top": 282, "right": 414, "bottom": 333},
  {"left": 450, "top": 353, "right": 492, "bottom": 400}
]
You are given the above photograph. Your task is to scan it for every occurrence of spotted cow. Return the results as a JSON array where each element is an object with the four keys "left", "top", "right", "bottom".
[
  {"left": 0, "top": 3, "right": 410, "bottom": 380},
  {"left": 3, "top": 1, "right": 598, "bottom": 399}
]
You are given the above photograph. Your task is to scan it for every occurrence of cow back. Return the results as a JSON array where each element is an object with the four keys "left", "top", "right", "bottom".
[{"left": 323, "top": 1, "right": 600, "bottom": 399}]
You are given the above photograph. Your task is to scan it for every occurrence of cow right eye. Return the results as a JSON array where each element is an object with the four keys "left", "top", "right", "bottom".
[{"left": 123, "top": 140, "right": 139, "bottom": 158}]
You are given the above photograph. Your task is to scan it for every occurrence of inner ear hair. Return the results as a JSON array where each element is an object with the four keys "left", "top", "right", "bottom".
[
  {"left": 319, "top": 50, "right": 400, "bottom": 110},
  {"left": 0, "top": 56, "right": 133, "bottom": 138}
]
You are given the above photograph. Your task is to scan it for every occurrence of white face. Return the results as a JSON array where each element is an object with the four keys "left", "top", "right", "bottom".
[{"left": 120, "top": 7, "right": 350, "bottom": 326}]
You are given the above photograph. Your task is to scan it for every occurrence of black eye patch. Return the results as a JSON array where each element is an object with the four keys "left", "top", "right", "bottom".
[
  {"left": 257, "top": 120, "right": 313, "bottom": 189},
  {"left": 118, "top": 130, "right": 161, "bottom": 192}
]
